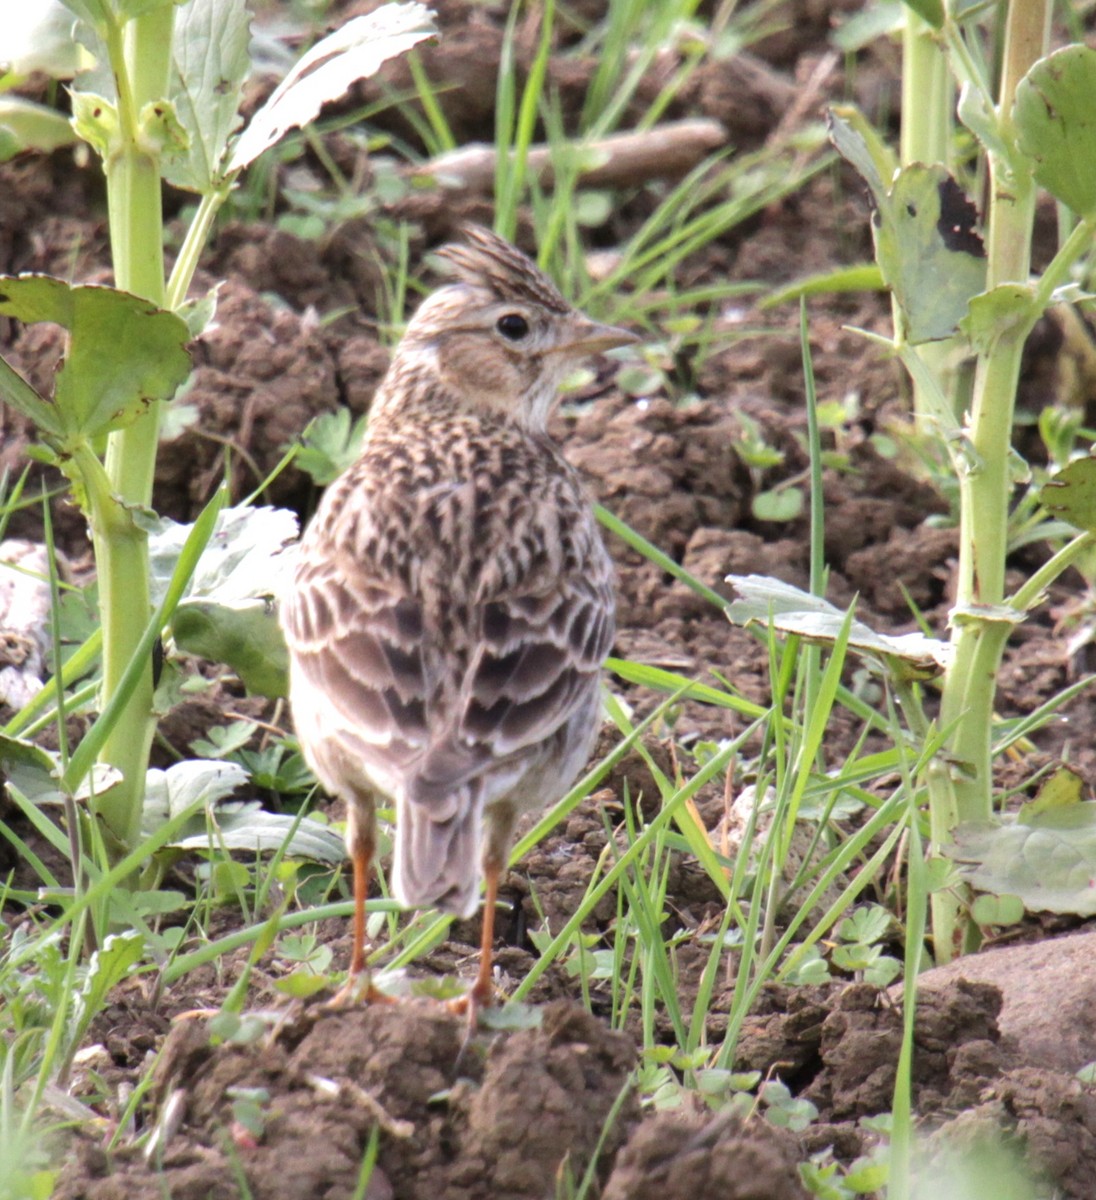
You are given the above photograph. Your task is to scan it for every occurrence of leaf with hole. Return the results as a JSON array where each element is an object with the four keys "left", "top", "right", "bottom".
[
  {"left": 829, "top": 109, "right": 985, "bottom": 342},
  {"left": 874, "top": 166, "right": 986, "bottom": 342}
]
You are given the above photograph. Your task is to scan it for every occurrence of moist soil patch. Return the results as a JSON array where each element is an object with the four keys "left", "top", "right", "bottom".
[{"left": 4, "top": 0, "right": 1096, "bottom": 1197}]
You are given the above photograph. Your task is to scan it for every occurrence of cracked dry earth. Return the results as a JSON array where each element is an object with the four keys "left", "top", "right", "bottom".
[{"left": 4, "top": 0, "right": 1096, "bottom": 1196}]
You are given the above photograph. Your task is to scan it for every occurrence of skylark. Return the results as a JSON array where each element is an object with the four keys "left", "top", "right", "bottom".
[{"left": 281, "top": 226, "right": 636, "bottom": 1008}]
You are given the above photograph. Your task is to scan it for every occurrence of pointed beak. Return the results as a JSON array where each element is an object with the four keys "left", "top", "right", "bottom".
[{"left": 556, "top": 317, "right": 641, "bottom": 356}]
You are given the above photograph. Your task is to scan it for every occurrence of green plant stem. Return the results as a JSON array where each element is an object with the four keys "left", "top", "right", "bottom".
[
  {"left": 92, "top": 4, "right": 175, "bottom": 852},
  {"left": 901, "top": 10, "right": 961, "bottom": 422},
  {"left": 901, "top": 12, "right": 950, "bottom": 169},
  {"left": 1012, "top": 530, "right": 1096, "bottom": 612},
  {"left": 166, "top": 187, "right": 230, "bottom": 312},
  {"left": 930, "top": 0, "right": 1051, "bottom": 963}
]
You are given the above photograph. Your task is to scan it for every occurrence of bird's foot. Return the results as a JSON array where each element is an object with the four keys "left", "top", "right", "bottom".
[
  {"left": 446, "top": 975, "right": 496, "bottom": 1032},
  {"left": 325, "top": 972, "right": 395, "bottom": 1009}
]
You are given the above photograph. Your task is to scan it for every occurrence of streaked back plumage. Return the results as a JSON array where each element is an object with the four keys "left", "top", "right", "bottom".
[{"left": 281, "top": 227, "right": 624, "bottom": 922}]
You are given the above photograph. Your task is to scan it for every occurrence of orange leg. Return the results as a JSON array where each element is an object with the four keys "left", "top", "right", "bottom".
[
  {"left": 347, "top": 826, "right": 371, "bottom": 979},
  {"left": 452, "top": 803, "right": 517, "bottom": 1019},
  {"left": 469, "top": 857, "right": 501, "bottom": 1009},
  {"left": 329, "top": 800, "right": 391, "bottom": 1007}
]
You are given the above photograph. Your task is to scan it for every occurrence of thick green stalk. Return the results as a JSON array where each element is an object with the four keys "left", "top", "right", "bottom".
[
  {"left": 901, "top": 11, "right": 962, "bottom": 421},
  {"left": 930, "top": 0, "right": 1051, "bottom": 961},
  {"left": 900, "top": 13, "right": 950, "bottom": 169},
  {"left": 89, "top": 4, "right": 174, "bottom": 850}
]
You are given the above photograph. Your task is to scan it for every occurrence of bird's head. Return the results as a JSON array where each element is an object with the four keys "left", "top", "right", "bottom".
[{"left": 395, "top": 225, "right": 637, "bottom": 430}]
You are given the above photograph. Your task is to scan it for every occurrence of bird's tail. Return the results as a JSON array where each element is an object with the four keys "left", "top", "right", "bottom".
[{"left": 392, "top": 784, "right": 482, "bottom": 918}]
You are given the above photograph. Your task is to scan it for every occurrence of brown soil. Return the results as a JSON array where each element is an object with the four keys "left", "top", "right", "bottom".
[{"left": 4, "top": 1, "right": 1096, "bottom": 1198}]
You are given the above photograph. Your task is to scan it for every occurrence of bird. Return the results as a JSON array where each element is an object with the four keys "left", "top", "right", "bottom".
[{"left": 280, "top": 225, "right": 637, "bottom": 1010}]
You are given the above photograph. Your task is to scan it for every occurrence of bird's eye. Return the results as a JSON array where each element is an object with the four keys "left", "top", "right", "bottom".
[{"left": 496, "top": 313, "right": 530, "bottom": 341}]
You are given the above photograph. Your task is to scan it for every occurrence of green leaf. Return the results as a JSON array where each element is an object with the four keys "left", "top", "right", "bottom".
[
  {"left": 142, "top": 759, "right": 248, "bottom": 831},
  {"left": 1015, "top": 45, "right": 1096, "bottom": 216},
  {"left": 950, "top": 804, "right": 1096, "bottom": 915},
  {"left": 1041, "top": 453, "right": 1096, "bottom": 534},
  {"left": 957, "top": 77, "right": 1010, "bottom": 162},
  {"left": 60, "top": 0, "right": 175, "bottom": 32},
  {"left": 0, "top": 276, "right": 191, "bottom": 450},
  {"left": 146, "top": 504, "right": 297, "bottom": 694},
  {"left": 293, "top": 408, "right": 368, "bottom": 486},
  {"left": 844, "top": 1155, "right": 889, "bottom": 1194},
  {"left": 831, "top": 3, "right": 903, "bottom": 54},
  {"left": 752, "top": 487, "right": 803, "bottom": 522},
  {"left": 726, "top": 574, "right": 952, "bottom": 674},
  {"left": 829, "top": 109, "right": 985, "bottom": 342},
  {"left": 837, "top": 904, "right": 892, "bottom": 945},
  {"left": 147, "top": 504, "right": 299, "bottom": 608},
  {"left": 137, "top": 97, "right": 189, "bottom": 158},
  {"left": 69, "top": 90, "right": 120, "bottom": 157},
  {"left": 476, "top": 1002, "right": 544, "bottom": 1031},
  {"left": 605, "top": 658, "right": 759, "bottom": 714},
  {"left": 173, "top": 802, "right": 346, "bottom": 863},
  {"left": 761, "top": 262, "right": 885, "bottom": 309},
  {"left": 0, "top": 98, "right": 79, "bottom": 162},
  {"left": 900, "top": 0, "right": 944, "bottom": 28},
  {"left": 274, "top": 970, "right": 331, "bottom": 999},
  {"left": 164, "top": 0, "right": 250, "bottom": 191},
  {"left": 77, "top": 931, "right": 145, "bottom": 1021},
  {"left": 172, "top": 597, "right": 288, "bottom": 698},
  {"left": 0, "top": 356, "right": 61, "bottom": 438},
  {"left": 0, "top": 732, "right": 121, "bottom": 805},
  {"left": 875, "top": 166, "right": 986, "bottom": 342},
  {"left": 862, "top": 955, "right": 901, "bottom": 988},
  {"left": 1021, "top": 764, "right": 1085, "bottom": 821},
  {"left": 959, "top": 284, "right": 1035, "bottom": 354},
  {"left": 227, "top": 2, "right": 436, "bottom": 172},
  {"left": 828, "top": 105, "right": 896, "bottom": 200},
  {"left": 970, "top": 892, "right": 1025, "bottom": 927}
]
